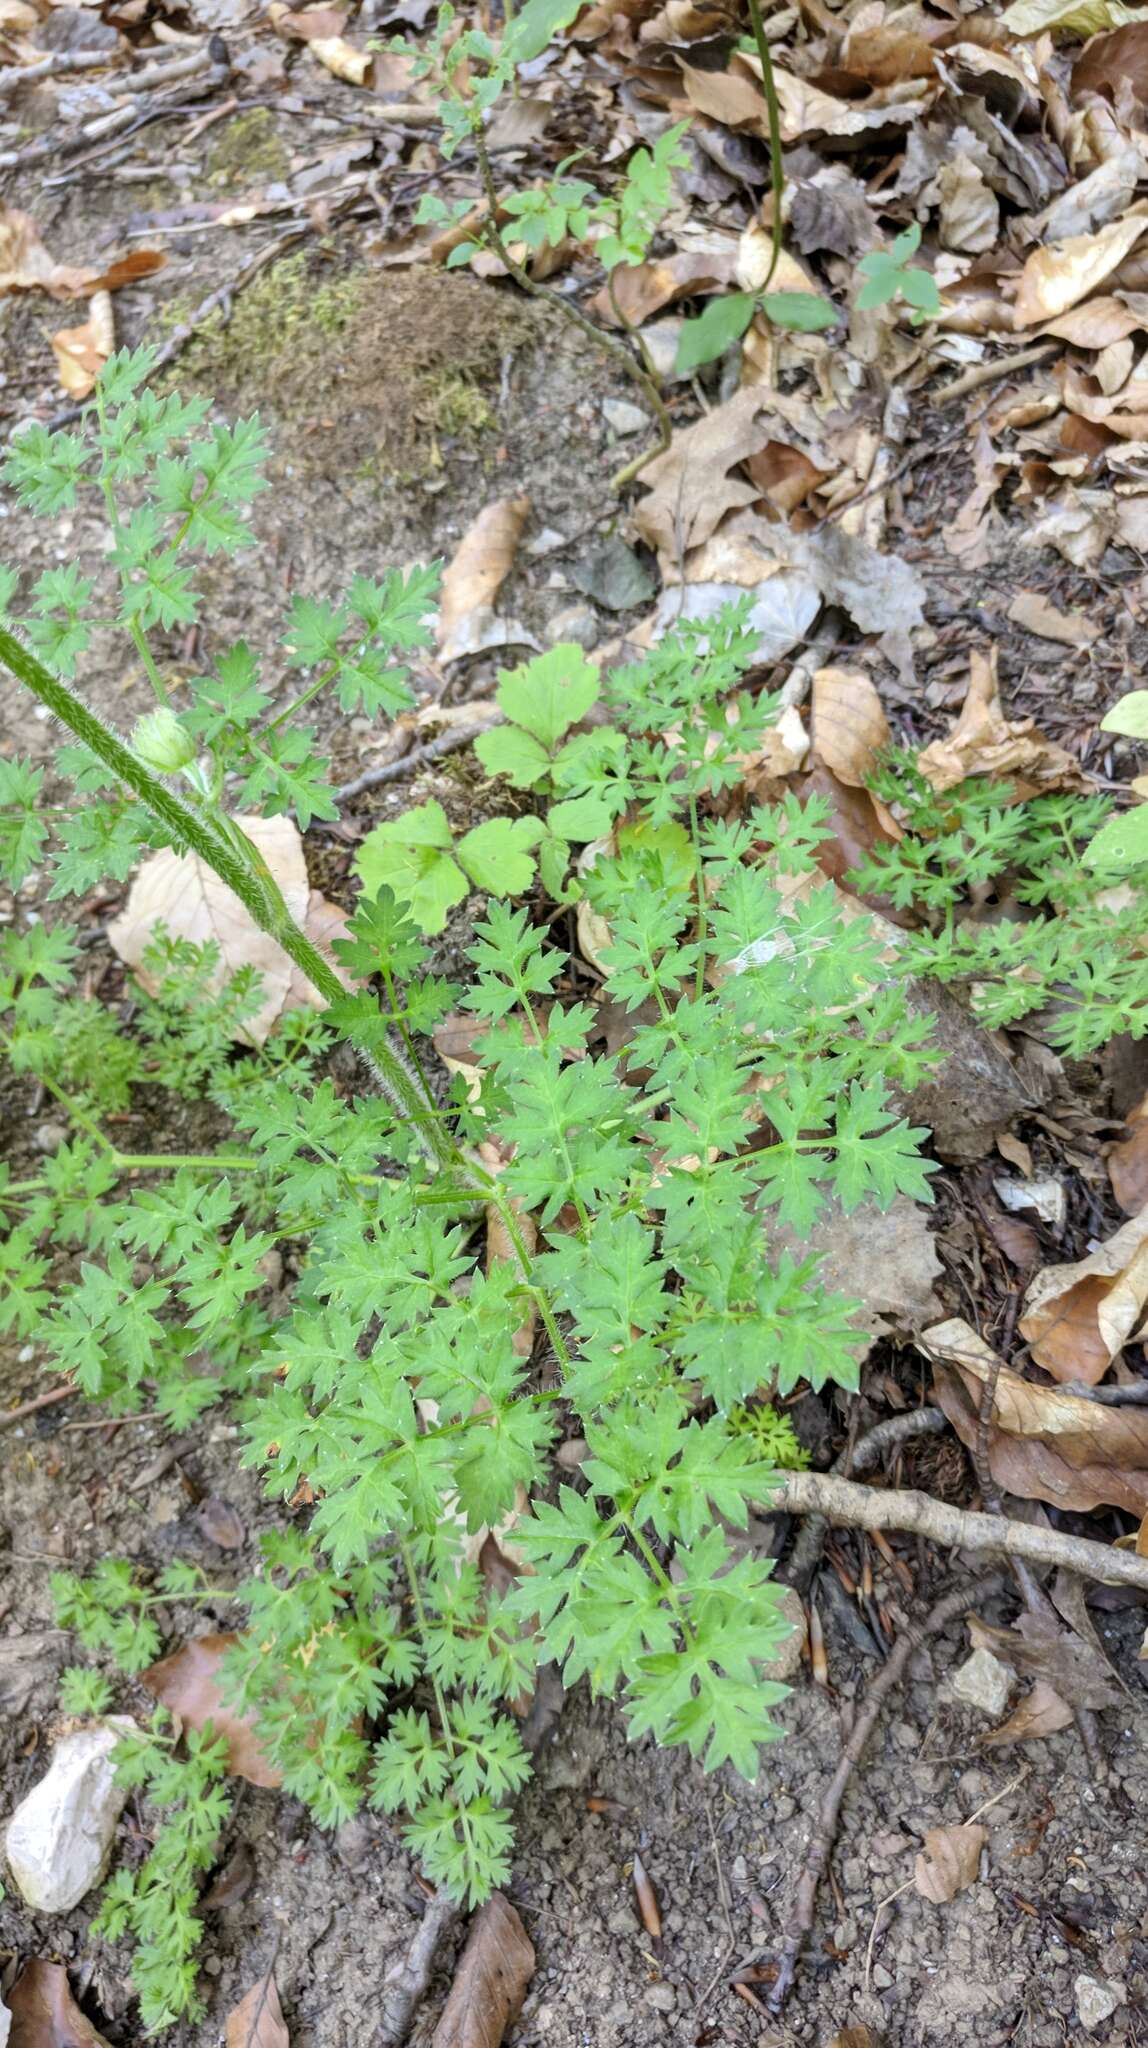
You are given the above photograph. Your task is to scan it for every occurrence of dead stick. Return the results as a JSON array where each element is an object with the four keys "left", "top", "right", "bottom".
[
  {"left": 784, "top": 1406, "right": 947, "bottom": 1594},
  {"left": 336, "top": 722, "right": 496, "bottom": 803},
  {"left": 374, "top": 1892, "right": 459, "bottom": 2047},
  {"left": 769, "top": 1572, "right": 1004, "bottom": 2011},
  {"left": 0, "top": 1384, "right": 74, "bottom": 1430},
  {"left": 774, "top": 1470, "right": 1148, "bottom": 1592}
]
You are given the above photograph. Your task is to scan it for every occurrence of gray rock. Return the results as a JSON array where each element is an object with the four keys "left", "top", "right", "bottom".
[
  {"left": 33, "top": 1122, "right": 67, "bottom": 1155},
  {"left": 601, "top": 398, "right": 648, "bottom": 438},
  {"left": 544, "top": 604, "right": 599, "bottom": 652},
  {"left": 5, "top": 1717, "right": 136, "bottom": 1912},
  {"left": 1075, "top": 1976, "right": 1126, "bottom": 2031},
  {"left": 643, "top": 1984, "right": 676, "bottom": 2011},
  {"left": 34, "top": 6, "right": 119, "bottom": 49},
  {"left": 949, "top": 1648, "right": 1014, "bottom": 1719},
  {"left": 569, "top": 536, "right": 655, "bottom": 613}
]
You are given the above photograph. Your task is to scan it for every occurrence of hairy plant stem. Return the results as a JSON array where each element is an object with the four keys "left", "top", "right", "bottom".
[
  {"left": 471, "top": 124, "right": 672, "bottom": 489},
  {"left": 745, "top": 0, "right": 784, "bottom": 292},
  {"left": 0, "top": 625, "right": 455, "bottom": 1166}
]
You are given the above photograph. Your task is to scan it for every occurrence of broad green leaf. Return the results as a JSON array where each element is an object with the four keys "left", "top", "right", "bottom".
[
  {"left": 456, "top": 815, "right": 544, "bottom": 895},
  {"left": 473, "top": 722, "right": 551, "bottom": 788},
  {"left": 547, "top": 792, "right": 615, "bottom": 841},
  {"left": 355, "top": 802, "right": 466, "bottom": 933},
  {"left": 617, "top": 816, "right": 695, "bottom": 892},
  {"left": 1083, "top": 802, "right": 1148, "bottom": 871},
  {"left": 1101, "top": 691, "right": 1148, "bottom": 738},
  {"left": 502, "top": 0, "right": 584, "bottom": 62},
  {"left": 761, "top": 290, "right": 837, "bottom": 333},
  {"left": 674, "top": 292, "right": 756, "bottom": 374},
  {"left": 496, "top": 645, "right": 600, "bottom": 749}
]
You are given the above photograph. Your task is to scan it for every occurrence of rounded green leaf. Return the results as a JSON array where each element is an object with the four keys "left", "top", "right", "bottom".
[
  {"left": 547, "top": 792, "right": 616, "bottom": 842},
  {"left": 760, "top": 291, "right": 838, "bottom": 333},
  {"left": 355, "top": 802, "right": 465, "bottom": 933},
  {"left": 456, "top": 815, "right": 544, "bottom": 895},
  {"left": 474, "top": 723, "right": 551, "bottom": 788},
  {"left": 1082, "top": 802, "right": 1148, "bottom": 872},
  {"left": 674, "top": 293, "right": 756, "bottom": 375},
  {"left": 496, "top": 646, "right": 600, "bottom": 750},
  {"left": 1101, "top": 691, "right": 1148, "bottom": 739}
]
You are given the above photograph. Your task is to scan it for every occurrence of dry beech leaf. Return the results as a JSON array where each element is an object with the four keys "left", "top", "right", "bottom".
[
  {"left": 634, "top": 387, "right": 776, "bottom": 563},
  {"left": 107, "top": 815, "right": 349, "bottom": 1049},
  {"left": 913, "top": 1822, "right": 987, "bottom": 1904},
  {"left": 437, "top": 495, "right": 531, "bottom": 662},
  {"left": 938, "top": 158, "right": 999, "bottom": 255},
  {"left": 810, "top": 668, "right": 890, "bottom": 788},
  {"left": 1014, "top": 210, "right": 1148, "bottom": 326},
  {"left": 1073, "top": 21, "right": 1148, "bottom": 102},
  {"left": 983, "top": 1679, "right": 1074, "bottom": 1745},
  {"left": 225, "top": 1970, "right": 289, "bottom": 2048},
  {"left": 197, "top": 1495, "right": 246, "bottom": 1549},
  {"left": 742, "top": 701, "right": 810, "bottom": 786},
  {"left": 142, "top": 1633, "right": 282, "bottom": 1788},
  {"left": 923, "top": 1316, "right": 1148, "bottom": 1514},
  {"left": 1019, "top": 1207, "right": 1148, "bottom": 1383},
  {"left": 632, "top": 1850, "right": 663, "bottom": 1937},
  {"left": 430, "top": 1892, "right": 534, "bottom": 2048},
  {"left": 0, "top": 0, "right": 39, "bottom": 25},
  {"left": 917, "top": 647, "right": 1079, "bottom": 797},
  {"left": 1108, "top": 1122, "right": 1148, "bottom": 1213},
  {"left": 1041, "top": 295, "right": 1148, "bottom": 347},
  {"left": 1007, "top": 590, "right": 1099, "bottom": 647},
  {"left": 5, "top": 1962, "right": 112, "bottom": 2048},
  {"left": 50, "top": 289, "right": 114, "bottom": 398},
  {"left": 0, "top": 205, "right": 166, "bottom": 300},
  {"left": 589, "top": 245, "right": 738, "bottom": 326},
  {"left": 270, "top": 0, "right": 372, "bottom": 76},
  {"left": 967, "top": 1610, "right": 1121, "bottom": 1711}
]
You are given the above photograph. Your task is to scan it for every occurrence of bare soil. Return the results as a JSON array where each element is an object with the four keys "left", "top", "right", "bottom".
[{"left": 2, "top": 91, "right": 1148, "bottom": 2048}]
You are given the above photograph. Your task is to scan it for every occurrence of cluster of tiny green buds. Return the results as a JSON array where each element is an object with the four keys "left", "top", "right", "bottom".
[{"left": 130, "top": 708, "right": 198, "bottom": 777}]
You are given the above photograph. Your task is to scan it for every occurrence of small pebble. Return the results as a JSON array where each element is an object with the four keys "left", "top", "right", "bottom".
[
  {"left": 33, "top": 1122, "right": 67, "bottom": 1155},
  {"left": 601, "top": 398, "right": 648, "bottom": 438},
  {"left": 948, "top": 1647, "right": 1014, "bottom": 1718},
  {"left": 643, "top": 1984, "right": 676, "bottom": 2012},
  {"left": 1075, "top": 1975, "right": 1126, "bottom": 2031},
  {"left": 544, "top": 603, "right": 599, "bottom": 652}
]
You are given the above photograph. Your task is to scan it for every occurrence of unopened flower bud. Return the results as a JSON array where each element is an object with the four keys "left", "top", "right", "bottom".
[{"left": 130, "top": 707, "right": 196, "bottom": 773}]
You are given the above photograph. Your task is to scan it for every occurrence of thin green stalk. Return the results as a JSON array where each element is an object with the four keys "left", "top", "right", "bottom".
[
  {"left": 746, "top": 0, "right": 784, "bottom": 291},
  {"left": 0, "top": 625, "right": 455, "bottom": 1166}
]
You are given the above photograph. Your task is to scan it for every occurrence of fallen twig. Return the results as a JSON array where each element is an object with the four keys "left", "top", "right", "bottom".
[
  {"left": 0, "top": 49, "right": 122, "bottom": 95},
  {"left": 0, "top": 1383, "right": 74, "bottom": 1430},
  {"left": 937, "top": 340, "right": 1061, "bottom": 403},
  {"left": 375, "top": 1891, "right": 460, "bottom": 2047},
  {"left": 774, "top": 1469, "right": 1148, "bottom": 1592},
  {"left": 769, "top": 1571, "right": 1004, "bottom": 2011},
  {"left": 336, "top": 722, "right": 497, "bottom": 804},
  {"left": 784, "top": 1406, "right": 947, "bottom": 1594}
]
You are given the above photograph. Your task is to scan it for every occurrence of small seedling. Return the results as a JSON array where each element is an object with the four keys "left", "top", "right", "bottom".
[{"left": 855, "top": 223, "right": 942, "bottom": 325}]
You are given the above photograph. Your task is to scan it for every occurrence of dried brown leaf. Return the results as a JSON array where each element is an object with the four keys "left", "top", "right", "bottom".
[
  {"left": 50, "top": 289, "right": 114, "bottom": 398},
  {"left": 5, "top": 1962, "right": 111, "bottom": 2047},
  {"left": 437, "top": 495, "right": 530, "bottom": 661},
  {"left": 196, "top": 1496, "right": 246, "bottom": 1549},
  {"left": 913, "top": 1822, "right": 987, "bottom": 1903},
  {"left": 143, "top": 1633, "right": 282, "bottom": 1788},
  {"left": 917, "top": 647, "right": 1079, "bottom": 796},
  {"left": 1107, "top": 1123, "right": 1148, "bottom": 1213},
  {"left": 108, "top": 816, "right": 348, "bottom": 1048},
  {"left": 987, "top": 1213, "right": 1041, "bottom": 1269},
  {"left": 1073, "top": 21, "right": 1148, "bottom": 104},
  {"left": 1041, "top": 294, "right": 1148, "bottom": 347},
  {"left": 589, "top": 245, "right": 737, "bottom": 326},
  {"left": 0, "top": 205, "right": 166, "bottom": 300},
  {"left": 938, "top": 158, "right": 999, "bottom": 255},
  {"left": 430, "top": 1893, "right": 534, "bottom": 2048},
  {"left": 633, "top": 387, "right": 773, "bottom": 562},
  {"left": 632, "top": 1850, "right": 663, "bottom": 1938},
  {"left": 1019, "top": 1206, "right": 1148, "bottom": 1382},
  {"left": 982, "top": 1680, "right": 1074, "bottom": 1745},
  {"left": 810, "top": 667, "right": 890, "bottom": 789},
  {"left": 225, "top": 1970, "right": 289, "bottom": 2048},
  {"left": 1014, "top": 209, "right": 1148, "bottom": 326},
  {"left": 201, "top": 1841, "right": 256, "bottom": 1911},
  {"left": 923, "top": 1317, "right": 1148, "bottom": 1514},
  {"left": 1007, "top": 590, "right": 1100, "bottom": 646},
  {"left": 967, "top": 1610, "right": 1121, "bottom": 1711}
]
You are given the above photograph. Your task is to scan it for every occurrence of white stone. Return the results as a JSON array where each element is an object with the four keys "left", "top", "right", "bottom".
[
  {"left": 601, "top": 398, "right": 648, "bottom": 438},
  {"left": 4, "top": 1718, "right": 136, "bottom": 1912},
  {"left": 0, "top": 1999, "right": 10, "bottom": 2045},
  {"left": 544, "top": 603, "right": 599, "bottom": 652},
  {"left": 1075, "top": 1976, "right": 1126, "bottom": 2031},
  {"left": 949, "top": 1648, "right": 1015, "bottom": 1718}
]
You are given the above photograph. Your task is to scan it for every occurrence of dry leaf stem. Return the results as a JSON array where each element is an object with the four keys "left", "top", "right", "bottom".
[
  {"left": 769, "top": 1572, "right": 1005, "bottom": 2012},
  {"left": 470, "top": 125, "right": 672, "bottom": 489},
  {"left": 775, "top": 1469, "right": 1148, "bottom": 1591},
  {"left": 375, "top": 1892, "right": 461, "bottom": 2047}
]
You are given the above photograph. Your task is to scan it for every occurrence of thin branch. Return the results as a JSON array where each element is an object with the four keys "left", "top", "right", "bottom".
[
  {"left": 374, "top": 1892, "right": 460, "bottom": 2046},
  {"left": 745, "top": 0, "right": 784, "bottom": 292},
  {"left": 0, "top": 1384, "right": 75, "bottom": 1431},
  {"left": 336, "top": 722, "right": 495, "bottom": 803},
  {"left": 784, "top": 1406, "right": 947, "bottom": 1595},
  {"left": 769, "top": 1571, "right": 1005, "bottom": 2011},
  {"left": 774, "top": 1469, "right": 1148, "bottom": 1592}
]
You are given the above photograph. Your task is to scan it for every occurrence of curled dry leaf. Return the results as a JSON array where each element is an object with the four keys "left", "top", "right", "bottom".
[
  {"left": 982, "top": 1679, "right": 1074, "bottom": 1745},
  {"left": 437, "top": 495, "right": 531, "bottom": 662},
  {"left": 916, "top": 648, "right": 1079, "bottom": 797},
  {"left": 107, "top": 815, "right": 350, "bottom": 1049},
  {"left": 913, "top": 1822, "right": 987, "bottom": 1904},
  {"left": 967, "top": 1611, "right": 1121, "bottom": 1712},
  {"left": 50, "top": 289, "right": 114, "bottom": 399},
  {"left": 1013, "top": 209, "right": 1148, "bottom": 326},
  {"left": 810, "top": 667, "right": 890, "bottom": 788},
  {"left": 142, "top": 1633, "right": 282, "bottom": 1788},
  {"left": 268, "top": 2, "right": 372, "bottom": 83},
  {"left": 225, "top": 1970, "right": 289, "bottom": 2048},
  {"left": 0, "top": 205, "right": 166, "bottom": 300},
  {"left": 632, "top": 1849, "right": 662, "bottom": 1938},
  {"left": 1006, "top": 590, "right": 1100, "bottom": 647},
  {"left": 1107, "top": 1117, "right": 1148, "bottom": 1214},
  {"left": 430, "top": 1892, "right": 534, "bottom": 2048},
  {"left": 634, "top": 386, "right": 778, "bottom": 563},
  {"left": 196, "top": 1495, "right": 246, "bottom": 1549},
  {"left": 1019, "top": 1205, "right": 1148, "bottom": 1383},
  {"left": 589, "top": 245, "right": 738, "bottom": 326},
  {"left": 5, "top": 1962, "right": 112, "bottom": 2048},
  {"left": 922, "top": 1317, "right": 1148, "bottom": 1514}
]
